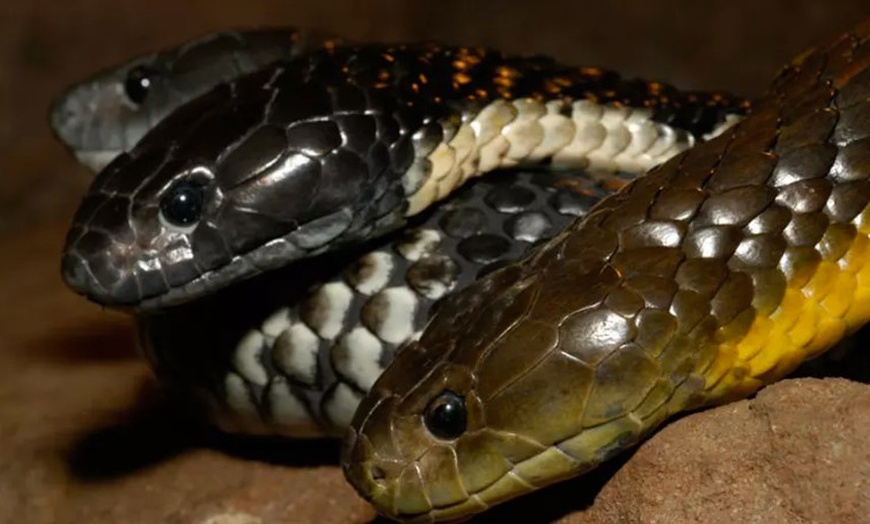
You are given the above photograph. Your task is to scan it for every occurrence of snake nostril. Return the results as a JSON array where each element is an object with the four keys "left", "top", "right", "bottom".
[
  {"left": 371, "top": 465, "right": 387, "bottom": 483},
  {"left": 60, "top": 253, "right": 91, "bottom": 292},
  {"left": 340, "top": 427, "right": 357, "bottom": 465}
]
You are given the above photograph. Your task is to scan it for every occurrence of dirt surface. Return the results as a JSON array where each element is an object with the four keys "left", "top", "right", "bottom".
[{"left": 3, "top": 2, "right": 870, "bottom": 524}]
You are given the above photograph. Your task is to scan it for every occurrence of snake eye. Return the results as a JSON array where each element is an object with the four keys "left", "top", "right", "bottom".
[
  {"left": 124, "top": 65, "right": 156, "bottom": 105},
  {"left": 159, "top": 179, "right": 205, "bottom": 229},
  {"left": 424, "top": 390, "right": 467, "bottom": 440}
]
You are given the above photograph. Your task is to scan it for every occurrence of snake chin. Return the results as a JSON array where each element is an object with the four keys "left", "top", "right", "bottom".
[
  {"left": 341, "top": 356, "right": 512, "bottom": 522},
  {"left": 74, "top": 150, "right": 124, "bottom": 173}
]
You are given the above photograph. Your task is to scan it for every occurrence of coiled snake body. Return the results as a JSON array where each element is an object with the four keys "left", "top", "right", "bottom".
[{"left": 53, "top": 20, "right": 870, "bottom": 523}]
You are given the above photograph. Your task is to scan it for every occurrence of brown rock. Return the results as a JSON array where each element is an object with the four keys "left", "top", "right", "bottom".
[
  {"left": 0, "top": 223, "right": 379, "bottom": 524},
  {"left": 578, "top": 378, "right": 870, "bottom": 524}
]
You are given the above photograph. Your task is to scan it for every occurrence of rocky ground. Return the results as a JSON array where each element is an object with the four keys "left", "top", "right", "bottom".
[{"left": 2, "top": 2, "right": 870, "bottom": 523}]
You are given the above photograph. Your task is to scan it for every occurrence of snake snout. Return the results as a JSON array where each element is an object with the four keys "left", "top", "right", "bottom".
[
  {"left": 60, "top": 252, "right": 139, "bottom": 307},
  {"left": 49, "top": 99, "right": 75, "bottom": 143},
  {"left": 60, "top": 252, "right": 92, "bottom": 294},
  {"left": 49, "top": 83, "right": 101, "bottom": 150},
  {"left": 60, "top": 227, "right": 155, "bottom": 307}
]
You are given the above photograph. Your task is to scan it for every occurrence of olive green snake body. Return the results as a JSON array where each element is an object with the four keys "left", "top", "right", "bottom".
[{"left": 341, "top": 19, "right": 870, "bottom": 522}]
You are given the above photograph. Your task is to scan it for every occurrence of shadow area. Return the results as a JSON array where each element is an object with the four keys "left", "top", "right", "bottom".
[
  {"left": 25, "top": 316, "right": 141, "bottom": 363},
  {"left": 66, "top": 379, "right": 342, "bottom": 482},
  {"left": 66, "top": 379, "right": 199, "bottom": 481},
  {"left": 790, "top": 322, "right": 870, "bottom": 384}
]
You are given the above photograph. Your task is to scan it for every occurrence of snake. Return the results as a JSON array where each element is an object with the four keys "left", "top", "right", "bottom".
[
  {"left": 337, "top": 18, "right": 870, "bottom": 523},
  {"left": 58, "top": 36, "right": 745, "bottom": 313},
  {"left": 53, "top": 30, "right": 748, "bottom": 441}
]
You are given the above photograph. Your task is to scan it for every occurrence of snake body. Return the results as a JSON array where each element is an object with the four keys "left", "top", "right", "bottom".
[
  {"left": 54, "top": 31, "right": 747, "bottom": 439},
  {"left": 341, "top": 20, "right": 870, "bottom": 522},
  {"left": 59, "top": 39, "right": 746, "bottom": 312}
]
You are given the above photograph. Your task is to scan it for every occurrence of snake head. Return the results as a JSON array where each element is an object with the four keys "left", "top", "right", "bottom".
[
  {"left": 342, "top": 247, "right": 671, "bottom": 522},
  {"left": 60, "top": 62, "right": 406, "bottom": 310},
  {"left": 341, "top": 264, "right": 600, "bottom": 522},
  {"left": 49, "top": 56, "right": 161, "bottom": 173},
  {"left": 49, "top": 29, "right": 305, "bottom": 173},
  {"left": 342, "top": 344, "right": 491, "bottom": 523}
]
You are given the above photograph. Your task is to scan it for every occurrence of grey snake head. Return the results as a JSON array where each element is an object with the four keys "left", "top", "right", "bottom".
[{"left": 49, "top": 27, "right": 330, "bottom": 172}]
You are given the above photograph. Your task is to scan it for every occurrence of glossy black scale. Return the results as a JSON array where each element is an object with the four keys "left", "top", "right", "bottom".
[
  {"left": 265, "top": 41, "right": 749, "bottom": 142},
  {"left": 439, "top": 208, "right": 488, "bottom": 238},
  {"left": 504, "top": 212, "right": 553, "bottom": 242}
]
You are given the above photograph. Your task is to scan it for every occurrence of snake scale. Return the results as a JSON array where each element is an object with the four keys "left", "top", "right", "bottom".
[{"left": 52, "top": 18, "right": 870, "bottom": 523}]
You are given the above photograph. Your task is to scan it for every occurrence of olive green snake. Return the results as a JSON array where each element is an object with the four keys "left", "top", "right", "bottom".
[{"left": 52, "top": 19, "right": 870, "bottom": 523}]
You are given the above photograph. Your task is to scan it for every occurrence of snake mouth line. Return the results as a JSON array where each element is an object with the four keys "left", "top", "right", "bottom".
[
  {"left": 63, "top": 204, "right": 367, "bottom": 310},
  {"left": 354, "top": 442, "right": 601, "bottom": 524},
  {"left": 100, "top": 249, "right": 282, "bottom": 312},
  {"left": 73, "top": 149, "right": 125, "bottom": 173}
]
